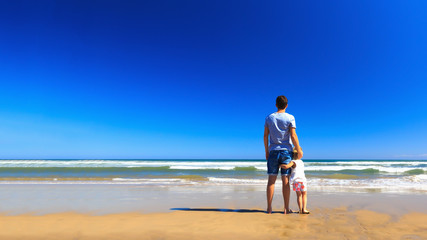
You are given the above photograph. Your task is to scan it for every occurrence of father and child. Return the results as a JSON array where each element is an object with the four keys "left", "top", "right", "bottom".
[{"left": 264, "top": 95, "right": 309, "bottom": 214}]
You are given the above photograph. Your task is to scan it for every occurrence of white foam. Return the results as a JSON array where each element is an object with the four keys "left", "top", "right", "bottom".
[
  {"left": 307, "top": 175, "right": 427, "bottom": 193},
  {"left": 0, "top": 160, "right": 425, "bottom": 180},
  {"left": 112, "top": 178, "right": 183, "bottom": 182},
  {"left": 207, "top": 177, "right": 266, "bottom": 184},
  {"left": 0, "top": 160, "right": 267, "bottom": 170},
  {"left": 305, "top": 165, "right": 426, "bottom": 173},
  {"left": 0, "top": 175, "right": 426, "bottom": 194},
  {"left": 0, "top": 178, "right": 198, "bottom": 186},
  {"left": 205, "top": 176, "right": 427, "bottom": 193},
  {"left": 412, "top": 174, "right": 427, "bottom": 181},
  {"left": 312, "top": 161, "right": 427, "bottom": 166},
  {"left": 169, "top": 166, "right": 235, "bottom": 170},
  {"left": 0, "top": 160, "right": 424, "bottom": 174}
]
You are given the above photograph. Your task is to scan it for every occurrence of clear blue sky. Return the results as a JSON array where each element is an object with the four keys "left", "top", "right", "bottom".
[{"left": 0, "top": 0, "right": 426, "bottom": 159}]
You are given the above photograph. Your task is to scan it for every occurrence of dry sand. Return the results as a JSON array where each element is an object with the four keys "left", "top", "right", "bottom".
[{"left": 0, "top": 208, "right": 426, "bottom": 240}]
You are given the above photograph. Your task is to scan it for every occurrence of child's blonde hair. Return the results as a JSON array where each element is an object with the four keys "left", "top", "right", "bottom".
[{"left": 292, "top": 147, "right": 301, "bottom": 160}]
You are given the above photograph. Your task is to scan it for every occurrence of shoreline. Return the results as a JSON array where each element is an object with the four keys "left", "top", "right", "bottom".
[{"left": 1, "top": 183, "right": 426, "bottom": 216}]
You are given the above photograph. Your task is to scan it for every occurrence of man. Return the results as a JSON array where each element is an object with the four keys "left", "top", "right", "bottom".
[{"left": 264, "top": 95, "right": 303, "bottom": 214}]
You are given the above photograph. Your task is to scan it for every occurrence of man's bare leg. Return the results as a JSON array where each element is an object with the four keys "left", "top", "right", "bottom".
[
  {"left": 266, "top": 175, "right": 277, "bottom": 214},
  {"left": 281, "top": 175, "right": 290, "bottom": 214}
]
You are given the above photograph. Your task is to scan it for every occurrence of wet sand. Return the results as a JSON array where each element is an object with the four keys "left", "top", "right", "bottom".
[
  {"left": 0, "top": 183, "right": 426, "bottom": 239},
  {"left": 1, "top": 183, "right": 426, "bottom": 216}
]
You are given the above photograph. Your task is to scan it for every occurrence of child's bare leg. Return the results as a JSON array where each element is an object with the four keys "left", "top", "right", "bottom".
[
  {"left": 302, "top": 191, "right": 309, "bottom": 213},
  {"left": 296, "top": 191, "right": 302, "bottom": 213}
]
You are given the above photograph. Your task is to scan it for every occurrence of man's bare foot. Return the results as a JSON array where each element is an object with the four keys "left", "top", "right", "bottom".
[
  {"left": 267, "top": 206, "right": 272, "bottom": 214},
  {"left": 284, "top": 209, "right": 293, "bottom": 214}
]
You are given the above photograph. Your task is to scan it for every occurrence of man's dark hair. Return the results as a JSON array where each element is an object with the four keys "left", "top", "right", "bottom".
[{"left": 276, "top": 95, "right": 288, "bottom": 110}]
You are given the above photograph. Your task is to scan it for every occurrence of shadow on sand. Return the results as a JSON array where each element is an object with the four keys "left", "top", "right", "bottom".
[{"left": 170, "top": 208, "right": 294, "bottom": 214}]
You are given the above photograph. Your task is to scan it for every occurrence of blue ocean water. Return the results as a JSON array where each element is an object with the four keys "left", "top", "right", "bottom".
[{"left": 0, "top": 159, "right": 426, "bottom": 193}]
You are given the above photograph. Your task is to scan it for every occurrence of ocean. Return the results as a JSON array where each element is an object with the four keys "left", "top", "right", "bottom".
[{"left": 0, "top": 159, "right": 426, "bottom": 194}]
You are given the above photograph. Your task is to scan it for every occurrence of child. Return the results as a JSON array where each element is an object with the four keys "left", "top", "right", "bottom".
[{"left": 280, "top": 149, "right": 309, "bottom": 214}]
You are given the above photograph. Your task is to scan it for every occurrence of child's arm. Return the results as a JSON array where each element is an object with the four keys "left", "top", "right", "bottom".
[{"left": 280, "top": 161, "right": 295, "bottom": 169}]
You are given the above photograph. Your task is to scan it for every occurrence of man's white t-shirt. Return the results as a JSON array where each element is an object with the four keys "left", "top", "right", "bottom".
[{"left": 290, "top": 160, "right": 307, "bottom": 184}]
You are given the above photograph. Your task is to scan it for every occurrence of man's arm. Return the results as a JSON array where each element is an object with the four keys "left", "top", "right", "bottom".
[
  {"left": 290, "top": 127, "right": 303, "bottom": 159},
  {"left": 264, "top": 126, "right": 270, "bottom": 160}
]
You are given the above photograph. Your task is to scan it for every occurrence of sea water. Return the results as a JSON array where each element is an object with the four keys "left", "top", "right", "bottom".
[{"left": 0, "top": 159, "right": 426, "bottom": 193}]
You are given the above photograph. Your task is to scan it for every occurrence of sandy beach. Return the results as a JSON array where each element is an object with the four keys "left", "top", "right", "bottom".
[
  {"left": 0, "top": 182, "right": 426, "bottom": 239},
  {"left": 0, "top": 208, "right": 426, "bottom": 240}
]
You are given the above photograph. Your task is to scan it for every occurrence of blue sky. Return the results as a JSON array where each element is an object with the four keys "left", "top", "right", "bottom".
[{"left": 0, "top": 0, "right": 426, "bottom": 159}]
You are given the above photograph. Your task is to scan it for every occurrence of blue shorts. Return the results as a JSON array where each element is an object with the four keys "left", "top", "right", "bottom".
[{"left": 267, "top": 150, "right": 293, "bottom": 176}]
